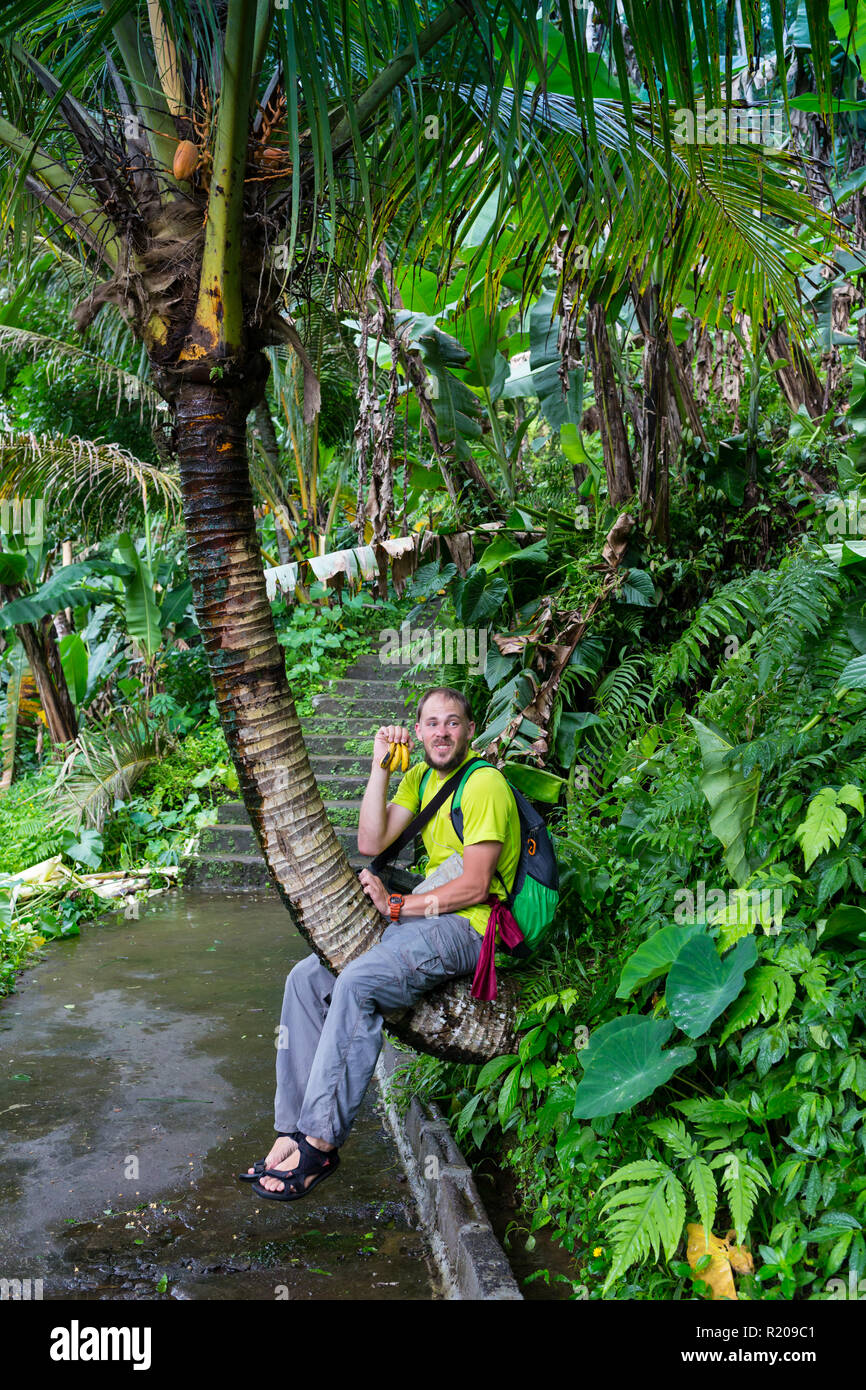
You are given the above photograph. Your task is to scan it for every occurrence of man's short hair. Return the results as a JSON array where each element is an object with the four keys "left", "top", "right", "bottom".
[{"left": 416, "top": 687, "right": 474, "bottom": 723}]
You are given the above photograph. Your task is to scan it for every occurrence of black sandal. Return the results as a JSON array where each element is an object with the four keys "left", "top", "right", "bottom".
[
  {"left": 251, "top": 1134, "right": 340, "bottom": 1201},
  {"left": 237, "top": 1157, "right": 268, "bottom": 1183},
  {"left": 237, "top": 1132, "right": 301, "bottom": 1183}
]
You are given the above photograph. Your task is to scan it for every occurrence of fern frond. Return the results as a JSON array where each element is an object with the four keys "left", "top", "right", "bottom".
[
  {"left": 627, "top": 780, "right": 704, "bottom": 852},
  {"left": 752, "top": 549, "right": 842, "bottom": 691},
  {"left": 595, "top": 656, "right": 646, "bottom": 717},
  {"left": 685, "top": 1156, "right": 718, "bottom": 1237},
  {"left": 719, "top": 965, "right": 796, "bottom": 1043},
  {"left": 600, "top": 1161, "right": 686, "bottom": 1292},
  {"left": 651, "top": 569, "right": 769, "bottom": 697},
  {"left": 673, "top": 1097, "right": 751, "bottom": 1126},
  {"left": 645, "top": 1117, "right": 697, "bottom": 1161},
  {"left": 711, "top": 1149, "right": 771, "bottom": 1244}
]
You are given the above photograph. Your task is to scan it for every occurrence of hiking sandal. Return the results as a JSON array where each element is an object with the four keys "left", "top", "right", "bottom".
[
  {"left": 237, "top": 1132, "right": 301, "bottom": 1183},
  {"left": 251, "top": 1134, "right": 340, "bottom": 1201},
  {"left": 237, "top": 1157, "right": 268, "bottom": 1183}
]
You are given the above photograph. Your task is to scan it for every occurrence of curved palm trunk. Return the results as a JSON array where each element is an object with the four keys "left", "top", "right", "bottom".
[{"left": 174, "top": 377, "right": 519, "bottom": 1063}]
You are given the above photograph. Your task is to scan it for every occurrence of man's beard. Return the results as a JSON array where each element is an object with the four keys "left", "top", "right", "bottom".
[{"left": 424, "top": 734, "right": 470, "bottom": 775}]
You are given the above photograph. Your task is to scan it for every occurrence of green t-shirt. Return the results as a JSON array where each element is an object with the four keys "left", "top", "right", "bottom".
[{"left": 390, "top": 752, "right": 520, "bottom": 936}]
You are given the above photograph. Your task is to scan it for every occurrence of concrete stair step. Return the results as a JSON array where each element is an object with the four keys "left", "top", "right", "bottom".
[
  {"left": 342, "top": 660, "right": 437, "bottom": 683},
  {"left": 306, "top": 737, "right": 375, "bottom": 756},
  {"left": 312, "top": 696, "right": 414, "bottom": 717},
  {"left": 309, "top": 758, "right": 371, "bottom": 777},
  {"left": 181, "top": 853, "right": 275, "bottom": 891},
  {"left": 200, "top": 816, "right": 413, "bottom": 865},
  {"left": 300, "top": 719, "right": 378, "bottom": 737},
  {"left": 317, "top": 775, "right": 368, "bottom": 793}
]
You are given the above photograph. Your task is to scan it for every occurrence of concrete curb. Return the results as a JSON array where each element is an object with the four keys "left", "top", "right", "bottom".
[{"left": 375, "top": 1038, "right": 522, "bottom": 1301}]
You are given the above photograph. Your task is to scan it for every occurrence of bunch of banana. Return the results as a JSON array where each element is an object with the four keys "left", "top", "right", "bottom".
[{"left": 380, "top": 741, "right": 409, "bottom": 773}]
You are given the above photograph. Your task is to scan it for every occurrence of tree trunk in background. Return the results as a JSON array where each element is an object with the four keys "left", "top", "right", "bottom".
[
  {"left": 173, "top": 373, "right": 518, "bottom": 1062},
  {"left": 0, "top": 593, "right": 78, "bottom": 746},
  {"left": 636, "top": 285, "right": 671, "bottom": 546},
  {"left": 586, "top": 296, "right": 635, "bottom": 504},
  {"left": 62, "top": 540, "right": 73, "bottom": 627},
  {"left": 762, "top": 324, "right": 825, "bottom": 418},
  {"left": 253, "top": 402, "right": 295, "bottom": 567}
]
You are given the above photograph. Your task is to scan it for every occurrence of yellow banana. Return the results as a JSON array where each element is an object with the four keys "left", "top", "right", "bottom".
[{"left": 380, "top": 739, "right": 409, "bottom": 772}]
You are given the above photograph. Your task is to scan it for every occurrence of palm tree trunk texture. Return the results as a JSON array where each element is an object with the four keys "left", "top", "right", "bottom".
[
  {"left": 173, "top": 377, "right": 519, "bottom": 1062},
  {"left": 586, "top": 297, "right": 635, "bottom": 505}
]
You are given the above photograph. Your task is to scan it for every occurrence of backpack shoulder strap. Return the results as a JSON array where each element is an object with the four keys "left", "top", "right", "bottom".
[
  {"left": 451, "top": 758, "right": 494, "bottom": 818},
  {"left": 450, "top": 760, "right": 516, "bottom": 899}
]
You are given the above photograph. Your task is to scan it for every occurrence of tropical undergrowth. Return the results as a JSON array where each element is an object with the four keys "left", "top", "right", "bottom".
[{"left": 389, "top": 504, "right": 866, "bottom": 1301}]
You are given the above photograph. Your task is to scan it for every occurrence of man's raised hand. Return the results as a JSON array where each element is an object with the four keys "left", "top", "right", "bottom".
[{"left": 374, "top": 725, "right": 412, "bottom": 774}]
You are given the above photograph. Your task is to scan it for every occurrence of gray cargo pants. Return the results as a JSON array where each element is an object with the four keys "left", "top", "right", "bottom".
[{"left": 275, "top": 913, "right": 483, "bottom": 1147}]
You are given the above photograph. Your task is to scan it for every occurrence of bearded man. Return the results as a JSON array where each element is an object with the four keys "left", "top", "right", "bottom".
[{"left": 240, "top": 687, "right": 519, "bottom": 1200}]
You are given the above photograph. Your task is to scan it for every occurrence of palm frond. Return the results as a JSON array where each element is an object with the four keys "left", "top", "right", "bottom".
[
  {"left": 47, "top": 709, "right": 176, "bottom": 832},
  {"left": 0, "top": 429, "right": 181, "bottom": 537},
  {"left": 0, "top": 324, "right": 164, "bottom": 424}
]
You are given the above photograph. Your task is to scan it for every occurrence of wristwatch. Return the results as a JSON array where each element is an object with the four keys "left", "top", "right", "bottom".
[{"left": 388, "top": 894, "right": 404, "bottom": 923}]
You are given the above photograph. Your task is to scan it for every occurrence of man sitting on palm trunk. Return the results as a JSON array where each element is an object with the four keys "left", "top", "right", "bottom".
[{"left": 241, "top": 687, "right": 520, "bottom": 1199}]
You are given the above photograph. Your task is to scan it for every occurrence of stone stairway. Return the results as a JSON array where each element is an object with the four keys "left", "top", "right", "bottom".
[{"left": 181, "top": 645, "right": 441, "bottom": 892}]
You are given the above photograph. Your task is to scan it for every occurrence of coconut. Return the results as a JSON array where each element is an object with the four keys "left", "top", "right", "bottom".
[{"left": 173, "top": 140, "right": 199, "bottom": 180}]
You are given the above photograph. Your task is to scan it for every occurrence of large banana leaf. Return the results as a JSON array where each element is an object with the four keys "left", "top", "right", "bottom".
[
  {"left": 0, "top": 559, "right": 132, "bottom": 630},
  {"left": 114, "top": 534, "right": 162, "bottom": 658},
  {"left": 58, "top": 633, "right": 88, "bottom": 705}
]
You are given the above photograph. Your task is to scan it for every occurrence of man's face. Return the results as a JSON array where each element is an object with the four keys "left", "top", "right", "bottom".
[{"left": 415, "top": 696, "right": 475, "bottom": 775}]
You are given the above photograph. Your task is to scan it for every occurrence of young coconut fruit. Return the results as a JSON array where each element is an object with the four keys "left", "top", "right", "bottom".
[{"left": 173, "top": 139, "right": 199, "bottom": 181}]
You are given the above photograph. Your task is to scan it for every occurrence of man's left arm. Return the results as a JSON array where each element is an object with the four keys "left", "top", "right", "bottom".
[
  {"left": 359, "top": 841, "right": 502, "bottom": 918},
  {"left": 358, "top": 770, "right": 511, "bottom": 918}
]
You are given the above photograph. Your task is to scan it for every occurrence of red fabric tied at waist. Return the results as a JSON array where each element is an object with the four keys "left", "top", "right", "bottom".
[{"left": 470, "top": 895, "right": 525, "bottom": 1001}]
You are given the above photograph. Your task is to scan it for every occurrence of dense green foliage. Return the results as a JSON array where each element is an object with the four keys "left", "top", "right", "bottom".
[{"left": 6, "top": 0, "right": 866, "bottom": 1305}]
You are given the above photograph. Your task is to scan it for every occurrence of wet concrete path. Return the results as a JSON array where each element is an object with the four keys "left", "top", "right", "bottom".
[{"left": 0, "top": 889, "right": 439, "bottom": 1300}]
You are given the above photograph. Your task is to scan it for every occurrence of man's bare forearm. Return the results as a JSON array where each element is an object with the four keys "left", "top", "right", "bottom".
[{"left": 357, "top": 761, "right": 391, "bottom": 856}]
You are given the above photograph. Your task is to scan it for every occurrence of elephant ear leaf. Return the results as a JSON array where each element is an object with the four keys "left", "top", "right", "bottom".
[
  {"left": 688, "top": 716, "right": 760, "bottom": 886},
  {"left": 666, "top": 934, "right": 758, "bottom": 1039},
  {"left": 572, "top": 1015, "right": 697, "bottom": 1119},
  {"left": 616, "top": 922, "right": 706, "bottom": 999}
]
